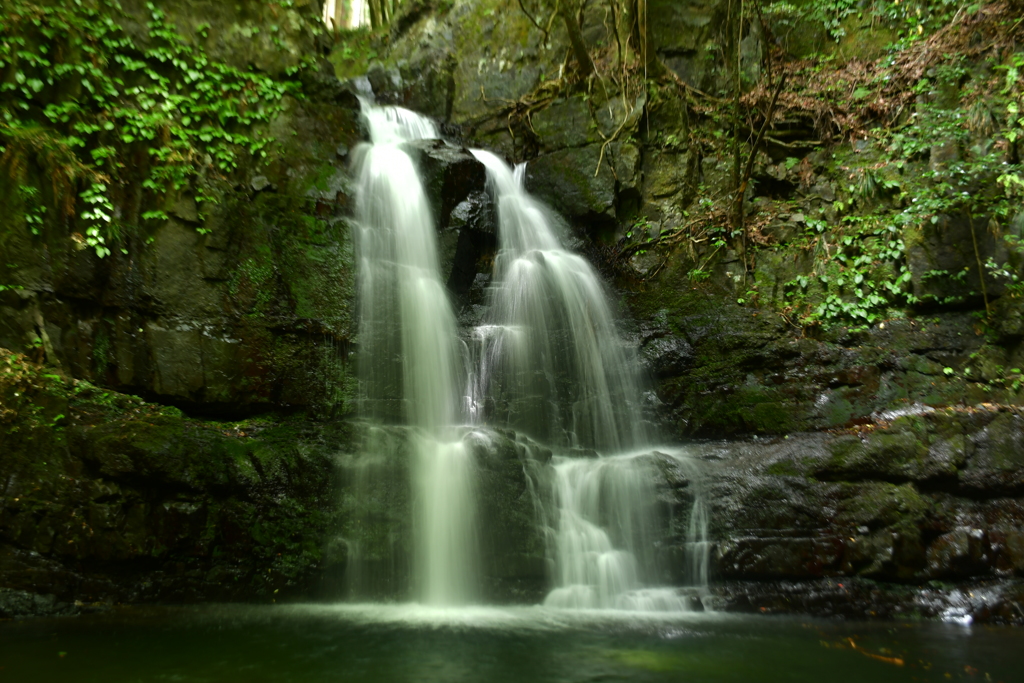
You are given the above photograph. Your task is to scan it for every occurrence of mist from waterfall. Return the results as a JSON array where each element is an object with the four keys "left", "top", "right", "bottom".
[{"left": 350, "top": 104, "right": 478, "bottom": 605}]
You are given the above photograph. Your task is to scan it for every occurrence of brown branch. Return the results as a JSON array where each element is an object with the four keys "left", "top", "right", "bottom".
[
  {"left": 516, "top": 0, "right": 546, "bottom": 34},
  {"left": 969, "top": 214, "right": 991, "bottom": 318},
  {"left": 734, "top": 73, "right": 787, "bottom": 260},
  {"left": 559, "top": 0, "right": 596, "bottom": 77}
]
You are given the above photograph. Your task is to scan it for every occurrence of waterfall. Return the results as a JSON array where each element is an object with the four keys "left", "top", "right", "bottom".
[
  {"left": 468, "top": 150, "right": 648, "bottom": 452},
  {"left": 350, "top": 104, "right": 478, "bottom": 605},
  {"left": 469, "top": 151, "right": 708, "bottom": 611},
  {"left": 345, "top": 105, "right": 708, "bottom": 611},
  {"left": 538, "top": 450, "right": 708, "bottom": 611}
]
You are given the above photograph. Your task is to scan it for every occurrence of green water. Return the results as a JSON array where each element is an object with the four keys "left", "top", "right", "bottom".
[{"left": 0, "top": 604, "right": 1017, "bottom": 682}]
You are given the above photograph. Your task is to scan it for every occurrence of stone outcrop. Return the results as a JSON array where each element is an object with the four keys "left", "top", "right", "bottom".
[
  {"left": 0, "top": 349, "right": 547, "bottom": 607},
  {"left": 0, "top": 348, "right": 347, "bottom": 605},
  {"left": 642, "top": 407, "right": 1024, "bottom": 622}
]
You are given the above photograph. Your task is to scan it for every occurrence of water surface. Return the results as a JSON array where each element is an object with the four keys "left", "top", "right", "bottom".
[{"left": 0, "top": 604, "right": 1017, "bottom": 682}]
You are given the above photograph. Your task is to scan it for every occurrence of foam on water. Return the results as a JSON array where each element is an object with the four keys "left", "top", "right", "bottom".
[{"left": 276, "top": 601, "right": 725, "bottom": 632}]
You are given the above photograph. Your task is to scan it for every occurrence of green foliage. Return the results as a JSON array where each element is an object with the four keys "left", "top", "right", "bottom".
[
  {"left": 779, "top": 43, "right": 1023, "bottom": 327},
  {"left": 767, "top": 0, "right": 972, "bottom": 51},
  {"left": 0, "top": 0, "right": 309, "bottom": 256},
  {"left": 17, "top": 184, "right": 45, "bottom": 235},
  {"left": 79, "top": 181, "right": 114, "bottom": 256},
  {"left": 783, "top": 218, "right": 911, "bottom": 328},
  {"left": 811, "top": 0, "right": 857, "bottom": 41}
]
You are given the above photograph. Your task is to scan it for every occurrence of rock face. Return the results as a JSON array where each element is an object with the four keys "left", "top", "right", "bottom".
[
  {"left": 0, "top": 349, "right": 547, "bottom": 606},
  {"left": 0, "top": 36, "right": 365, "bottom": 417},
  {"left": 701, "top": 411, "right": 1024, "bottom": 582},
  {"left": 688, "top": 408, "right": 1024, "bottom": 622},
  {"left": 526, "top": 405, "right": 1020, "bottom": 623},
  {"left": 400, "top": 139, "right": 495, "bottom": 304},
  {"left": 0, "top": 349, "right": 346, "bottom": 604}
]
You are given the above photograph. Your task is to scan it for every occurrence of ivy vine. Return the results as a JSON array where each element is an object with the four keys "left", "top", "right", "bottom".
[{"left": 0, "top": 0, "right": 311, "bottom": 257}]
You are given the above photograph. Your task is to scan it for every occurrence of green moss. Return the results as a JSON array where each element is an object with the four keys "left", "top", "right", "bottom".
[
  {"left": 328, "top": 27, "right": 383, "bottom": 80},
  {"left": 685, "top": 382, "right": 798, "bottom": 436},
  {"left": 835, "top": 482, "right": 931, "bottom": 528},
  {"left": 92, "top": 324, "right": 112, "bottom": 376},
  {"left": 823, "top": 429, "right": 930, "bottom": 478},
  {"left": 765, "top": 460, "right": 803, "bottom": 476},
  {"left": 233, "top": 256, "right": 277, "bottom": 309},
  {"left": 2, "top": 346, "right": 343, "bottom": 597}
]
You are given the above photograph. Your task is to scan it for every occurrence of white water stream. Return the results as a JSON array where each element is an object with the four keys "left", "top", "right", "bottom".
[
  {"left": 468, "top": 150, "right": 648, "bottom": 452},
  {"left": 469, "top": 151, "right": 707, "bottom": 610},
  {"left": 353, "top": 105, "right": 477, "bottom": 605}
]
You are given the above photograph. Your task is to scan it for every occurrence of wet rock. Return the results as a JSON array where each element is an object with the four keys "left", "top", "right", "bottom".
[
  {"left": 905, "top": 213, "right": 1008, "bottom": 304},
  {"left": 0, "top": 588, "right": 78, "bottom": 619},
  {"left": 1, "top": 115, "right": 360, "bottom": 416},
  {"left": 401, "top": 138, "right": 486, "bottom": 231},
  {"left": 525, "top": 144, "right": 616, "bottom": 227},
  {"left": 716, "top": 536, "right": 846, "bottom": 579},
  {"left": 960, "top": 412, "right": 1024, "bottom": 492},
  {"left": 529, "top": 96, "right": 599, "bottom": 151},
  {"left": 927, "top": 527, "right": 991, "bottom": 578},
  {"left": 644, "top": 150, "right": 697, "bottom": 201},
  {"left": 445, "top": 191, "right": 496, "bottom": 307},
  {"left": 639, "top": 336, "right": 695, "bottom": 378},
  {"left": 366, "top": 61, "right": 404, "bottom": 104},
  {"left": 999, "top": 527, "right": 1024, "bottom": 574},
  {"left": 250, "top": 175, "right": 273, "bottom": 192},
  {"left": 629, "top": 261, "right": 986, "bottom": 436},
  {"left": 169, "top": 196, "right": 200, "bottom": 224},
  {"left": 0, "top": 351, "right": 345, "bottom": 604},
  {"left": 400, "top": 139, "right": 489, "bottom": 296},
  {"left": 709, "top": 578, "right": 1024, "bottom": 624},
  {"left": 650, "top": 0, "right": 732, "bottom": 89},
  {"left": 684, "top": 416, "right": 1023, "bottom": 603},
  {"left": 813, "top": 422, "right": 965, "bottom": 482}
]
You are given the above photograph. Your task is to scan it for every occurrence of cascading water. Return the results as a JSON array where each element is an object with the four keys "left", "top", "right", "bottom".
[
  {"left": 350, "top": 104, "right": 478, "bottom": 605},
  {"left": 346, "top": 104, "right": 707, "bottom": 611},
  {"left": 468, "top": 151, "right": 647, "bottom": 452},
  {"left": 539, "top": 450, "right": 709, "bottom": 610},
  {"left": 469, "top": 150, "right": 708, "bottom": 610}
]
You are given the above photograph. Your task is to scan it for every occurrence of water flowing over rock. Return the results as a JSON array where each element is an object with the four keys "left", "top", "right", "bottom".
[
  {"left": 540, "top": 450, "right": 708, "bottom": 611},
  {"left": 350, "top": 104, "right": 478, "bottom": 605},
  {"left": 466, "top": 150, "right": 709, "bottom": 611},
  {"left": 468, "top": 150, "right": 648, "bottom": 452},
  {"left": 341, "top": 111, "right": 710, "bottom": 612},
  {"left": 4, "top": 0, "right": 1024, "bottom": 629}
]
